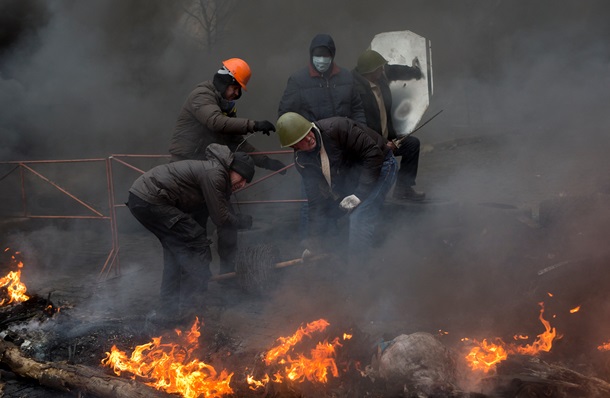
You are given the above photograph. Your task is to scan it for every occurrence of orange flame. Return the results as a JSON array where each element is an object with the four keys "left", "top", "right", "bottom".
[
  {"left": 0, "top": 270, "right": 30, "bottom": 305},
  {"left": 1, "top": 248, "right": 29, "bottom": 305},
  {"left": 514, "top": 303, "right": 557, "bottom": 355},
  {"left": 248, "top": 319, "right": 346, "bottom": 389},
  {"left": 464, "top": 339, "right": 508, "bottom": 373},
  {"left": 264, "top": 319, "right": 331, "bottom": 365},
  {"left": 464, "top": 302, "right": 559, "bottom": 373},
  {"left": 569, "top": 306, "right": 580, "bottom": 313},
  {"left": 101, "top": 318, "right": 233, "bottom": 397},
  {"left": 598, "top": 341, "right": 610, "bottom": 351}
]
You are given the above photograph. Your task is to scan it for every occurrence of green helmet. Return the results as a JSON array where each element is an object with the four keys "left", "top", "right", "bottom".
[
  {"left": 356, "top": 49, "right": 387, "bottom": 74},
  {"left": 276, "top": 112, "right": 314, "bottom": 147}
]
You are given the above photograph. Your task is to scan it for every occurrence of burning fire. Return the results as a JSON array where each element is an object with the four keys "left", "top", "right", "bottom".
[
  {"left": 463, "top": 302, "right": 558, "bottom": 373},
  {"left": 247, "top": 319, "right": 350, "bottom": 389},
  {"left": 464, "top": 338, "right": 508, "bottom": 372},
  {"left": 569, "top": 305, "right": 581, "bottom": 313},
  {"left": 513, "top": 303, "right": 557, "bottom": 355},
  {"left": 0, "top": 248, "right": 30, "bottom": 305},
  {"left": 101, "top": 318, "right": 233, "bottom": 398},
  {"left": 598, "top": 341, "right": 610, "bottom": 351}
]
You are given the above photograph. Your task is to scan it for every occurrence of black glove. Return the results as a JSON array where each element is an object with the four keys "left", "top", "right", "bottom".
[
  {"left": 253, "top": 120, "right": 276, "bottom": 136},
  {"left": 263, "top": 158, "right": 287, "bottom": 175},
  {"left": 236, "top": 213, "right": 253, "bottom": 230}
]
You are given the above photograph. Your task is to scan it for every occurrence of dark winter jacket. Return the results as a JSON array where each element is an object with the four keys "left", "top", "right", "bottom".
[
  {"left": 169, "top": 80, "right": 269, "bottom": 167},
  {"left": 277, "top": 35, "right": 366, "bottom": 123},
  {"left": 352, "top": 64, "right": 424, "bottom": 138},
  {"left": 130, "top": 144, "right": 241, "bottom": 228},
  {"left": 352, "top": 70, "right": 398, "bottom": 140},
  {"left": 294, "top": 117, "right": 390, "bottom": 233}
]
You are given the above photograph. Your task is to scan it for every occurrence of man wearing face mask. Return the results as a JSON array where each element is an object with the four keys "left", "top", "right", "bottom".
[
  {"left": 278, "top": 34, "right": 365, "bottom": 123},
  {"left": 278, "top": 35, "right": 366, "bottom": 242}
]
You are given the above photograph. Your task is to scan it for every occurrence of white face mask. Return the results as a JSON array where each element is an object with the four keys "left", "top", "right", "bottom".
[{"left": 312, "top": 56, "right": 332, "bottom": 73}]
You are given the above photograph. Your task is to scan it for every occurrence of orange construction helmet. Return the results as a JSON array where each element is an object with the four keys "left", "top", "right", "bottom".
[{"left": 222, "top": 58, "right": 251, "bottom": 90}]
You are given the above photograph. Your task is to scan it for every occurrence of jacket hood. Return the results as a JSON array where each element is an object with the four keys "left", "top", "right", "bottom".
[
  {"left": 309, "top": 34, "right": 336, "bottom": 58},
  {"left": 205, "top": 143, "right": 234, "bottom": 170}
]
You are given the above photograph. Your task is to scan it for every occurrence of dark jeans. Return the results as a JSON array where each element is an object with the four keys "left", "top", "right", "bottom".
[
  {"left": 348, "top": 151, "right": 398, "bottom": 265},
  {"left": 127, "top": 193, "right": 212, "bottom": 315},
  {"left": 299, "top": 180, "right": 309, "bottom": 242},
  {"left": 395, "top": 135, "right": 420, "bottom": 187}
]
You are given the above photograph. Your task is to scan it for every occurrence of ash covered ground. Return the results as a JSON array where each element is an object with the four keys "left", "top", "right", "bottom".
[
  {"left": 2, "top": 131, "right": 610, "bottom": 397},
  {"left": 1, "top": 1, "right": 610, "bottom": 396}
]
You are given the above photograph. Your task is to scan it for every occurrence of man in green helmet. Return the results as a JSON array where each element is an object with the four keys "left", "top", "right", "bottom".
[
  {"left": 352, "top": 49, "right": 426, "bottom": 202},
  {"left": 275, "top": 112, "right": 397, "bottom": 265}
]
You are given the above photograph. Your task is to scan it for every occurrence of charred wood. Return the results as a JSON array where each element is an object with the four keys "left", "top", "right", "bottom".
[
  {"left": 487, "top": 355, "right": 610, "bottom": 398},
  {"left": 0, "top": 339, "right": 170, "bottom": 398}
]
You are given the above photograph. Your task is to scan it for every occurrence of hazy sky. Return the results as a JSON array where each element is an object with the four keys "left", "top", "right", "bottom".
[{"left": 1, "top": 0, "right": 608, "bottom": 161}]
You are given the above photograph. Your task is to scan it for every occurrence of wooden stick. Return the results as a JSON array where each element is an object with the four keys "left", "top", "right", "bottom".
[
  {"left": 210, "top": 253, "right": 329, "bottom": 282},
  {"left": 0, "top": 339, "right": 169, "bottom": 398}
]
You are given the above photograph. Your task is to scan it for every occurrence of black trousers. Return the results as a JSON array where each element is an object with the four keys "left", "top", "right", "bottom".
[
  {"left": 191, "top": 207, "right": 238, "bottom": 275},
  {"left": 394, "top": 135, "right": 421, "bottom": 187},
  {"left": 127, "top": 193, "right": 212, "bottom": 315}
]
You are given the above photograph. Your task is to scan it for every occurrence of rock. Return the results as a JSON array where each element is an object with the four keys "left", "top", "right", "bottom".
[{"left": 378, "top": 332, "right": 458, "bottom": 396}]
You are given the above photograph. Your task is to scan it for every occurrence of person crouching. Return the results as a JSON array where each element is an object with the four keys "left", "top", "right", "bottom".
[{"left": 126, "top": 144, "right": 254, "bottom": 322}]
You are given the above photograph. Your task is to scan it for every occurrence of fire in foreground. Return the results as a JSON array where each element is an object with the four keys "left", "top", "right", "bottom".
[
  {"left": 463, "top": 302, "right": 558, "bottom": 373},
  {"left": 101, "top": 318, "right": 234, "bottom": 398},
  {"left": 0, "top": 248, "right": 30, "bottom": 305}
]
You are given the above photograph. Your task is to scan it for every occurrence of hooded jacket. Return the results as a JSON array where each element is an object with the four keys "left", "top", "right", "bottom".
[
  {"left": 294, "top": 117, "right": 390, "bottom": 233},
  {"left": 169, "top": 80, "right": 269, "bottom": 167},
  {"left": 130, "top": 144, "right": 241, "bottom": 228},
  {"left": 278, "top": 34, "right": 366, "bottom": 123}
]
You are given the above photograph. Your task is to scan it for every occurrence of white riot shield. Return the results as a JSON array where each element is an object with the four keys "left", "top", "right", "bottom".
[{"left": 371, "top": 31, "right": 433, "bottom": 136}]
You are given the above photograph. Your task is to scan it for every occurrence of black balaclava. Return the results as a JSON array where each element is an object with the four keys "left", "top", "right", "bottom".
[{"left": 213, "top": 70, "right": 242, "bottom": 100}]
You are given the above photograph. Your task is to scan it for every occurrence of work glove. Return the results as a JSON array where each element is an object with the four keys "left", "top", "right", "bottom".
[
  {"left": 253, "top": 120, "right": 276, "bottom": 136},
  {"left": 262, "top": 158, "right": 287, "bottom": 175},
  {"left": 339, "top": 194, "right": 361, "bottom": 214},
  {"left": 300, "top": 238, "right": 323, "bottom": 256},
  {"left": 236, "top": 213, "right": 253, "bottom": 230}
]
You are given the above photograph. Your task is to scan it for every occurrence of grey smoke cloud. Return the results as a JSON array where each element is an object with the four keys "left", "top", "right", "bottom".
[
  {"left": 1, "top": 2, "right": 610, "bottom": 364},
  {"left": 1, "top": 0, "right": 608, "bottom": 160}
]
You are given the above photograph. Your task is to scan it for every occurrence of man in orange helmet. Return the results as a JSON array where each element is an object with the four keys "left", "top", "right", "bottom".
[
  {"left": 169, "top": 58, "right": 287, "bottom": 276},
  {"left": 170, "top": 58, "right": 284, "bottom": 169}
]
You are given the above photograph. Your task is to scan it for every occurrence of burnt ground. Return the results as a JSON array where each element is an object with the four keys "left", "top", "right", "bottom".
[{"left": 2, "top": 132, "right": 610, "bottom": 397}]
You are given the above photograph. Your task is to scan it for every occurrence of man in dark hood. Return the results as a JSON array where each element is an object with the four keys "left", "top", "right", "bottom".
[
  {"left": 127, "top": 144, "right": 255, "bottom": 322},
  {"left": 278, "top": 34, "right": 366, "bottom": 240},
  {"left": 278, "top": 34, "right": 365, "bottom": 123}
]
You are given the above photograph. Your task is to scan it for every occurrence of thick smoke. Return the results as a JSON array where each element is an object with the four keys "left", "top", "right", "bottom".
[{"left": 1, "top": 1, "right": 610, "bottom": 385}]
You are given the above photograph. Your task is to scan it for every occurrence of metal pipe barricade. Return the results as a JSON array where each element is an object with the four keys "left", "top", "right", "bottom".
[{"left": 0, "top": 150, "right": 298, "bottom": 281}]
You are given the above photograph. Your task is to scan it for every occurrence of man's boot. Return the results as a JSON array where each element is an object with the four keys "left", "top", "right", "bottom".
[{"left": 393, "top": 181, "right": 426, "bottom": 202}]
